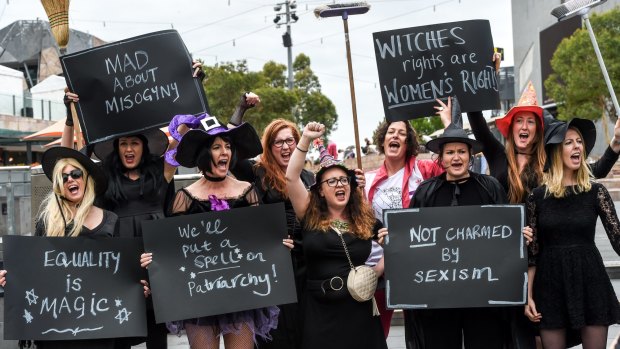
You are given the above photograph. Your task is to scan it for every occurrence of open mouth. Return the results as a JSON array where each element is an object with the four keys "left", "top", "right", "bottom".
[
  {"left": 216, "top": 159, "right": 229, "bottom": 170},
  {"left": 570, "top": 152, "right": 581, "bottom": 162},
  {"left": 124, "top": 154, "right": 135, "bottom": 164},
  {"left": 388, "top": 140, "right": 400, "bottom": 151},
  {"left": 518, "top": 132, "right": 529, "bottom": 142},
  {"left": 281, "top": 151, "right": 291, "bottom": 161},
  {"left": 451, "top": 162, "right": 464, "bottom": 170},
  {"left": 335, "top": 189, "right": 346, "bottom": 200},
  {"left": 68, "top": 184, "right": 79, "bottom": 195}
]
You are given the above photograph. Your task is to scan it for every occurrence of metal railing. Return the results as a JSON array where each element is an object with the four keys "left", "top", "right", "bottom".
[{"left": 0, "top": 93, "right": 65, "bottom": 121}]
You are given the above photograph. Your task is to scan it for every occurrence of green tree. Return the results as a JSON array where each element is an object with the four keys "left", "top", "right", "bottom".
[
  {"left": 545, "top": 7, "right": 620, "bottom": 121},
  {"left": 201, "top": 55, "right": 337, "bottom": 137}
]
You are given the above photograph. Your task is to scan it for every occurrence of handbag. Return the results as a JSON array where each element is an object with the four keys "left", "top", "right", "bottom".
[{"left": 332, "top": 226, "right": 380, "bottom": 316}]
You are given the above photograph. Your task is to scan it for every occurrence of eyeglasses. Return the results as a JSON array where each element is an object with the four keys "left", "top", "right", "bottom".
[
  {"left": 321, "top": 176, "right": 350, "bottom": 187},
  {"left": 273, "top": 137, "right": 296, "bottom": 148},
  {"left": 62, "top": 169, "right": 83, "bottom": 183}
]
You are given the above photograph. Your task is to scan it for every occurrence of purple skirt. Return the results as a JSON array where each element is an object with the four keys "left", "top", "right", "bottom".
[{"left": 167, "top": 306, "right": 279, "bottom": 341}]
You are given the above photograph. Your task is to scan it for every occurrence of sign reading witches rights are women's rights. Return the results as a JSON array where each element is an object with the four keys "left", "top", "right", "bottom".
[
  {"left": 60, "top": 29, "right": 210, "bottom": 144},
  {"left": 3, "top": 237, "right": 146, "bottom": 340},
  {"left": 141, "top": 203, "right": 297, "bottom": 324},
  {"left": 383, "top": 205, "right": 527, "bottom": 309},
  {"left": 373, "top": 20, "right": 500, "bottom": 122}
]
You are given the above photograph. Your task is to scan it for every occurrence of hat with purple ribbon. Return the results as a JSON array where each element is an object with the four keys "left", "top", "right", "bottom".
[{"left": 175, "top": 115, "right": 262, "bottom": 168}]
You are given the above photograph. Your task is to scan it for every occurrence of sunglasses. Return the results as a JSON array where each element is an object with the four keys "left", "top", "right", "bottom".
[{"left": 62, "top": 169, "right": 83, "bottom": 183}]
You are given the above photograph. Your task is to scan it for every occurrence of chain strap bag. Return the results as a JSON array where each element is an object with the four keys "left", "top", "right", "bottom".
[{"left": 332, "top": 226, "right": 380, "bottom": 316}]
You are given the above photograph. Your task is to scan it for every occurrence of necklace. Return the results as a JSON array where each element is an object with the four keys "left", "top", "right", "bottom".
[{"left": 331, "top": 219, "right": 350, "bottom": 232}]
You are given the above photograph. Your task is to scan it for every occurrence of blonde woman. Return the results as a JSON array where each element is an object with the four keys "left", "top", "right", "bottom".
[
  {"left": 525, "top": 119, "right": 620, "bottom": 349},
  {"left": 0, "top": 147, "right": 127, "bottom": 349}
]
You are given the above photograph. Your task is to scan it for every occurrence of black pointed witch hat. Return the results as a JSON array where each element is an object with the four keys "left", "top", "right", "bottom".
[{"left": 425, "top": 96, "right": 483, "bottom": 154}]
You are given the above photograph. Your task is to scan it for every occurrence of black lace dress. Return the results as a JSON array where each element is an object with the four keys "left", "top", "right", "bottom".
[
  {"left": 165, "top": 185, "right": 279, "bottom": 340},
  {"left": 527, "top": 183, "right": 620, "bottom": 329},
  {"left": 302, "top": 227, "right": 387, "bottom": 349}
]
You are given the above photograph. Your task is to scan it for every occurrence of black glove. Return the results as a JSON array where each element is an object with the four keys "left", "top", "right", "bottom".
[
  {"left": 63, "top": 94, "right": 74, "bottom": 127},
  {"left": 229, "top": 93, "right": 255, "bottom": 126}
]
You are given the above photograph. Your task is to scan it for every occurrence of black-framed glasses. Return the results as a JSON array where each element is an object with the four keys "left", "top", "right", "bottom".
[
  {"left": 62, "top": 169, "right": 83, "bottom": 183},
  {"left": 321, "top": 176, "right": 350, "bottom": 187},
  {"left": 273, "top": 137, "right": 296, "bottom": 148}
]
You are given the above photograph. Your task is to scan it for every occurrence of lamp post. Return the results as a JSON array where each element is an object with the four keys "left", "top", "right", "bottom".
[{"left": 274, "top": 1, "right": 298, "bottom": 90}]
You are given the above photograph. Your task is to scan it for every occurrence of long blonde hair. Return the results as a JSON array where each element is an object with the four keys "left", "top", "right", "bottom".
[
  {"left": 505, "top": 115, "right": 546, "bottom": 203},
  {"left": 38, "top": 158, "right": 96, "bottom": 237},
  {"left": 543, "top": 127, "right": 592, "bottom": 198}
]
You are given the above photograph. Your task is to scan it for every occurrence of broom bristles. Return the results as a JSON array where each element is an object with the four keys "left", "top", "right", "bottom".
[
  {"left": 41, "top": 0, "right": 70, "bottom": 48},
  {"left": 551, "top": 0, "right": 606, "bottom": 19},
  {"left": 314, "top": 2, "right": 370, "bottom": 18}
]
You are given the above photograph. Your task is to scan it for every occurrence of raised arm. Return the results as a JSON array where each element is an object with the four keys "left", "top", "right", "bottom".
[
  {"left": 61, "top": 91, "right": 79, "bottom": 148},
  {"left": 286, "top": 122, "right": 324, "bottom": 220}
]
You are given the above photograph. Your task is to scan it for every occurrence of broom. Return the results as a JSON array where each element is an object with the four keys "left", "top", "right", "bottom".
[
  {"left": 314, "top": 2, "right": 370, "bottom": 170},
  {"left": 41, "top": 0, "right": 71, "bottom": 52}
]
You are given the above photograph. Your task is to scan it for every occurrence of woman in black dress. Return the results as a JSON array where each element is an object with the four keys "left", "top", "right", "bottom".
[
  {"left": 141, "top": 115, "right": 290, "bottom": 349},
  {"left": 0, "top": 147, "right": 125, "bottom": 349},
  {"left": 524, "top": 118, "right": 620, "bottom": 349},
  {"left": 286, "top": 121, "right": 387, "bottom": 349}
]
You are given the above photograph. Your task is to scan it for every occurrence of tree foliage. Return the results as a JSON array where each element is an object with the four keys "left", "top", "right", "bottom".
[
  {"left": 201, "top": 54, "right": 337, "bottom": 138},
  {"left": 545, "top": 7, "right": 620, "bottom": 121}
]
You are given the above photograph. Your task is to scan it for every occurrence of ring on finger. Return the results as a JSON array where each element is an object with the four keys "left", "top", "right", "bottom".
[{"left": 438, "top": 107, "right": 444, "bottom": 111}]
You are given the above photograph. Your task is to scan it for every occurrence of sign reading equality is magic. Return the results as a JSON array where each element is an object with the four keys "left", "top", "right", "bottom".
[
  {"left": 373, "top": 20, "right": 500, "bottom": 121},
  {"left": 3, "top": 236, "right": 147, "bottom": 340},
  {"left": 383, "top": 205, "right": 527, "bottom": 309},
  {"left": 61, "top": 30, "right": 210, "bottom": 144}
]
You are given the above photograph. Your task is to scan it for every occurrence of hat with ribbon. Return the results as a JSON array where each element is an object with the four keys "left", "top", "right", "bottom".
[
  {"left": 42, "top": 146, "right": 108, "bottom": 195},
  {"left": 93, "top": 127, "right": 169, "bottom": 161},
  {"left": 425, "top": 96, "right": 483, "bottom": 154},
  {"left": 495, "top": 81, "right": 544, "bottom": 138},
  {"left": 543, "top": 118, "right": 596, "bottom": 171},
  {"left": 175, "top": 115, "right": 262, "bottom": 168},
  {"left": 310, "top": 139, "right": 357, "bottom": 191}
]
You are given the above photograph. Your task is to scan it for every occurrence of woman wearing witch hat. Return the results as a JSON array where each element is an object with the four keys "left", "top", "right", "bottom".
[
  {"left": 140, "top": 115, "right": 292, "bottom": 349},
  {"left": 285, "top": 121, "right": 387, "bottom": 349},
  {"left": 0, "top": 147, "right": 138, "bottom": 349},
  {"left": 524, "top": 118, "right": 620, "bottom": 348},
  {"left": 61, "top": 61, "right": 204, "bottom": 349},
  {"left": 402, "top": 99, "right": 533, "bottom": 348}
]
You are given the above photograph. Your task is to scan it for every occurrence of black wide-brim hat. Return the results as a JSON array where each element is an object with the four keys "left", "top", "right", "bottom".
[
  {"left": 42, "top": 147, "right": 108, "bottom": 195},
  {"left": 176, "top": 120, "right": 262, "bottom": 168},
  {"left": 543, "top": 118, "right": 596, "bottom": 171},
  {"left": 425, "top": 124, "right": 483, "bottom": 155},
  {"left": 92, "top": 128, "right": 169, "bottom": 161}
]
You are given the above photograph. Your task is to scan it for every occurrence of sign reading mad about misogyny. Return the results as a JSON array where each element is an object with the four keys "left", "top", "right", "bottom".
[
  {"left": 61, "top": 30, "right": 209, "bottom": 144},
  {"left": 3, "top": 237, "right": 146, "bottom": 340},
  {"left": 373, "top": 20, "right": 499, "bottom": 121},
  {"left": 141, "top": 203, "right": 297, "bottom": 323},
  {"left": 383, "top": 205, "right": 526, "bottom": 309}
]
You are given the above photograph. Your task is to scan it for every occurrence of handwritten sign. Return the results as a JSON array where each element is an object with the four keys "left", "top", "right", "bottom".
[
  {"left": 373, "top": 20, "right": 500, "bottom": 121},
  {"left": 3, "top": 236, "right": 146, "bottom": 340},
  {"left": 141, "top": 203, "right": 297, "bottom": 323},
  {"left": 61, "top": 29, "right": 210, "bottom": 144},
  {"left": 383, "top": 205, "right": 526, "bottom": 309}
]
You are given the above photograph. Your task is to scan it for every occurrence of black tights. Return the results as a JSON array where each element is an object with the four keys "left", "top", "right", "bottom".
[{"left": 540, "top": 326, "right": 608, "bottom": 349}]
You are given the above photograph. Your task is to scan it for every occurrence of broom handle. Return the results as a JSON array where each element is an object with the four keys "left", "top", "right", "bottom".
[
  {"left": 69, "top": 103, "right": 84, "bottom": 150},
  {"left": 342, "top": 13, "right": 363, "bottom": 170}
]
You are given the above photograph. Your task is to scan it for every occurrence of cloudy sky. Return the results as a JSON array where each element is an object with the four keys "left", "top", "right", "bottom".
[{"left": 0, "top": 0, "right": 513, "bottom": 147}]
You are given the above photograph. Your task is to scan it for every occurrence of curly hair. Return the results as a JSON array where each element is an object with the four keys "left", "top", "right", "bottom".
[{"left": 374, "top": 120, "right": 419, "bottom": 158}]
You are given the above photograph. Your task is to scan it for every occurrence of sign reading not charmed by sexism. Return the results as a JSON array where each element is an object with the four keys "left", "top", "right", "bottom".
[
  {"left": 3, "top": 237, "right": 146, "bottom": 340},
  {"left": 141, "top": 203, "right": 297, "bottom": 323},
  {"left": 61, "top": 29, "right": 210, "bottom": 144},
  {"left": 373, "top": 20, "right": 500, "bottom": 121},
  {"left": 383, "top": 205, "right": 527, "bottom": 309}
]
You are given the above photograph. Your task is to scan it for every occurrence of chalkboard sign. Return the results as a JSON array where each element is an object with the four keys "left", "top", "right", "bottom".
[
  {"left": 373, "top": 20, "right": 500, "bottom": 121},
  {"left": 3, "top": 236, "right": 147, "bottom": 340},
  {"left": 383, "top": 205, "right": 526, "bottom": 309},
  {"left": 141, "top": 203, "right": 297, "bottom": 323},
  {"left": 61, "top": 29, "right": 210, "bottom": 144}
]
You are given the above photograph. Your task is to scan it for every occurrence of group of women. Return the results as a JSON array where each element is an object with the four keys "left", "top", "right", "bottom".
[{"left": 1, "top": 53, "right": 620, "bottom": 349}]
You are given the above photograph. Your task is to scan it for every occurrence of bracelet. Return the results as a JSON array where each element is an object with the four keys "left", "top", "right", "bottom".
[{"left": 296, "top": 146, "right": 308, "bottom": 153}]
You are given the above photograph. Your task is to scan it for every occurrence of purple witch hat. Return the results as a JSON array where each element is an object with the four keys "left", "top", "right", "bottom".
[
  {"left": 309, "top": 139, "right": 357, "bottom": 191},
  {"left": 175, "top": 115, "right": 262, "bottom": 168}
]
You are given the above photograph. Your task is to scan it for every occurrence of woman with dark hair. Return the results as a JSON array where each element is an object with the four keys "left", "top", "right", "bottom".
[
  {"left": 0, "top": 147, "right": 133, "bottom": 349},
  {"left": 60, "top": 61, "right": 204, "bottom": 349},
  {"left": 286, "top": 121, "right": 387, "bottom": 349},
  {"left": 140, "top": 115, "right": 290, "bottom": 349},
  {"left": 365, "top": 117, "right": 443, "bottom": 338},
  {"left": 524, "top": 118, "right": 620, "bottom": 349}
]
